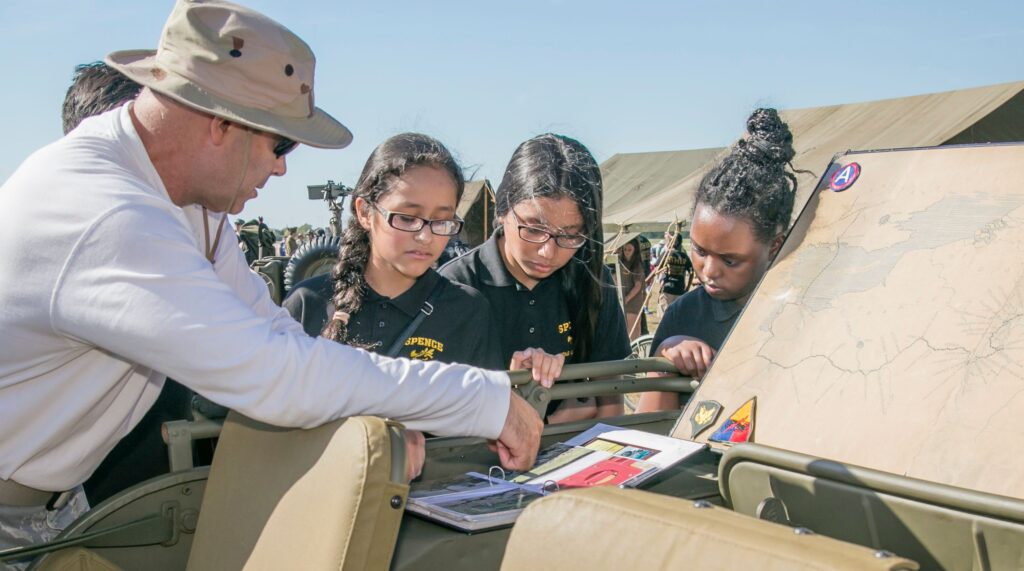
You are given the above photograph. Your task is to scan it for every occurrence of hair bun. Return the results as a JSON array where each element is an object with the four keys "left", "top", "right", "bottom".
[{"left": 740, "top": 108, "right": 795, "bottom": 165}]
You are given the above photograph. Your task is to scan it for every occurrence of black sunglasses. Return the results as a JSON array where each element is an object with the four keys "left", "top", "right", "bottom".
[
  {"left": 273, "top": 136, "right": 299, "bottom": 158},
  {"left": 236, "top": 122, "right": 298, "bottom": 159}
]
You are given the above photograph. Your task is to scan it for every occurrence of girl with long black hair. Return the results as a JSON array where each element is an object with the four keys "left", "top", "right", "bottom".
[{"left": 441, "top": 133, "right": 631, "bottom": 423}]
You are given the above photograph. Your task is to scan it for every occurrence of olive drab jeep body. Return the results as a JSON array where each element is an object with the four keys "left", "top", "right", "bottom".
[{"left": 5, "top": 142, "right": 1024, "bottom": 570}]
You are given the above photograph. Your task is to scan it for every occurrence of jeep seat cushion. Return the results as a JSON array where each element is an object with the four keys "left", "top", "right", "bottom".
[
  {"left": 33, "top": 547, "right": 123, "bottom": 571},
  {"left": 500, "top": 487, "right": 918, "bottom": 571},
  {"left": 186, "top": 413, "right": 408, "bottom": 571}
]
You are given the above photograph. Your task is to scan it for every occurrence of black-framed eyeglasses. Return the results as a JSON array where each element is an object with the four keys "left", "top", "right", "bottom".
[
  {"left": 272, "top": 136, "right": 298, "bottom": 158},
  {"left": 508, "top": 209, "right": 588, "bottom": 249},
  {"left": 373, "top": 203, "right": 464, "bottom": 236}
]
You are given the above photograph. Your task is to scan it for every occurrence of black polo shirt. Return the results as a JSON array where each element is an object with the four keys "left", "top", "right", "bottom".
[
  {"left": 439, "top": 233, "right": 631, "bottom": 367},
  {"left": 661, "top": 249, "right": 693, "bottom": 295},
  {"left": 282, "top": 269, "right": 504, "bottom": 370},
  {"left": 650, "top": 286, "right": 743, "bottom": 355}
]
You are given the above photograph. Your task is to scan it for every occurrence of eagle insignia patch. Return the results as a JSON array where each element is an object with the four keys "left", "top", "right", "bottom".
[{"left": 689, "top": 400, "right": 723, "bottom": 438}]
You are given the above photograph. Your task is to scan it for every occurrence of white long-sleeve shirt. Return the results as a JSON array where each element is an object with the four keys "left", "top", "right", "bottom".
[{"left": 0, "top": 106, "right": 510, "bottom": 490}]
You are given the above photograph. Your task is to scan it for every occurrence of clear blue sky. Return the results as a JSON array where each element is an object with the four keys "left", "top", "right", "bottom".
[{"left": 1, "top": 1, "right": 1021, "bottom": 228}]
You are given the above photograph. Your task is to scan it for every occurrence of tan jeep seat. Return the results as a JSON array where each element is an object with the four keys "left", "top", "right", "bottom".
[
  {"left": 501, "top": 486, "right": 918, "bottom": 571},
  {"left": 186, "top": 413, "right": 409, "bottom": 571},
  {"left": 32, "top": 547, "right": 122, "bottom": 571},
  {"left": 720, "top": 443, "right": 1024, "bottom": 571}
]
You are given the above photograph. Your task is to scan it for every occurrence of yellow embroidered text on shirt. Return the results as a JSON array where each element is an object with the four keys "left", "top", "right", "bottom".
[{"left": 405, "top": 337, "right": 444, "bottom": 351}]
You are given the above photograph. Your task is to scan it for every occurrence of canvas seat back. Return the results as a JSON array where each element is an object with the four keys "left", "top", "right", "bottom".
[
  {"left": 32, "top": 547, "right": 123, "bottom": 571},
  {"left": 186, "top": 413, "right": 408, "bottom": 571},
  {"left": 500, "top": 486, "right": 919, "bottom": 570},
  {"left": 720, "top": 443, "right": 1024, "bottom": 570}
]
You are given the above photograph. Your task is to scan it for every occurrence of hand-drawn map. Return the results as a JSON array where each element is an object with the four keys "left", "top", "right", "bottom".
[{"left": 674, "top": 144, "right": 1024, "bottom": 499}]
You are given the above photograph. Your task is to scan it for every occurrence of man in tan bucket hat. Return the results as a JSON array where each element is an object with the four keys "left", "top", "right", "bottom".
[{"left": 0, "top": 0, "right": 541, "bottom": 560}]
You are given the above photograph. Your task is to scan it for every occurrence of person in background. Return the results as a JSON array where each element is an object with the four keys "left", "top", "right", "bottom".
[
  {"left": 61, "top": 61, "right": 141, "bottom": 135},
  {"left": 635, "top": 234, "right": 653, "bottom": 331},
  {"left": 637, "top": 234, "right": 652, "bottom": 278},
  {"left": 658, "top": 232, "right": 694, "bottom": 313},
  {"left": 615, "top": 238, "right": 646, "bottom": 341},
  {"left": 649, "top": 239, "right": 664, "bottom": 273},
  {"left": 638, "top": 108, "right": 799, "bottom": 412},
  {"left": 442, "top": 133, "right": 631, "bottom": 424},
  {"left": 436, "top": 236, "right": 471, "bottom": 268},
  {"left": 285, "top": 227, "right": 299, "bottom": 256}
]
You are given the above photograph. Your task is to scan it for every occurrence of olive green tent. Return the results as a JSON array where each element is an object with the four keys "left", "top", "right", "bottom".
[
  {"left": 457, "top": 179, "right": 495, "bottom": 247},
  {"left": 603, "top": 80, "right": 1024, "bottom": 250},
  {"left": 600, "top": 148, "right": 724, "bottom": 248}
]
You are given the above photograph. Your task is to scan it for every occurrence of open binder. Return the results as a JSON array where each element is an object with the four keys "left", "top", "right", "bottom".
[{"left": 407, "top": 424, "right": 706, "bottom": 532}]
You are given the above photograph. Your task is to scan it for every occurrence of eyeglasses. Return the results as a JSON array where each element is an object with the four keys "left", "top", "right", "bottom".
[
  {"left": 373, "top": 203, "right": 464, "bottom": 236},
  {"left": 272, "top": 136, "right": 298, "bottom": 158},
  {"left": 508, "top": 209, "right": 587, "bottom": 249}
]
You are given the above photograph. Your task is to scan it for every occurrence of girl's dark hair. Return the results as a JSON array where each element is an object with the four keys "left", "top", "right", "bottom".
[
  {"left": 495, "top": 133, "right": 604, "bottom": 363},
  {"left": 695, "top": 108, "right": 798, "bottom": 243},
  {"left": 618, "top": 238, "right": 645, "bottom": 276},
  {"left": 322, "top": 132, "right": 464, "bottom": 343}
]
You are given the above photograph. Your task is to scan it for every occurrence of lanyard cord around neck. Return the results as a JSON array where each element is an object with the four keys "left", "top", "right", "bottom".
[{"left": 201, "top": 128, "right": 252, "bottom": 264}]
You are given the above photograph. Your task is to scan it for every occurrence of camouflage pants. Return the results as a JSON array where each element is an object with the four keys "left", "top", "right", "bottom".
[{"left": 0, "top": 487, "right": 88, "bottom": 571}]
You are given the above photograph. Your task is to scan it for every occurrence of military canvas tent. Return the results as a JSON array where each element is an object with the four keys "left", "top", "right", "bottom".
[
  {"left": 599, "top": 148, "right": 724, "bottom": 248},
  {"left": 603, "top": 80, "right": 1024, "bottom": 249},
  {"left": 457, "top": 179, "right": 496, "bottom": 247}
]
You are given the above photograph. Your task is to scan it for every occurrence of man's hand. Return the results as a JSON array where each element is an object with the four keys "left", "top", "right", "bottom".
[
  {"left": 489, "top": 391, "right": 542, "bottom": 471},
  {"left": 510, "top": 347, "right": 565, "bottom": 388},
  {"left": 403, "top": 429, "right": 426, "bottom": 482},
  {"left": 659, "top": 335, "right": 715, "bottom": 378}
]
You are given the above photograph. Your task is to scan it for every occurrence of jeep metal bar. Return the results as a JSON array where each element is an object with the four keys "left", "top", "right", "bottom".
[{"left": 509, "top": 357, "right": 697, "bottom": 418}]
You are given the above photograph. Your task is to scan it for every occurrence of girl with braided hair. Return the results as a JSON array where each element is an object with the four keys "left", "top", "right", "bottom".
[
  {"left": 638, "top": 108, "right": 799, "bottom": 413},
  {"left": 282, "top": 133, "right": 504, "bottom": 371}
]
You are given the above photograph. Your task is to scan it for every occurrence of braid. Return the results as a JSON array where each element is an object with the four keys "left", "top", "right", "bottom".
[
  {"left": 695, "top": 108, "right": 799, "bottom": 243},
  {"left": 321, "top": 216, "right": 372, "bottom": 343}
]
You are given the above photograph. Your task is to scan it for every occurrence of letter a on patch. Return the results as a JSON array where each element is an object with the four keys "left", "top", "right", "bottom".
[
  {"left": 709, "top": 397, "right": 756, "bottom": 444},
  {"left": 829, "top": 162, "right": 861, "bottom": 192}
]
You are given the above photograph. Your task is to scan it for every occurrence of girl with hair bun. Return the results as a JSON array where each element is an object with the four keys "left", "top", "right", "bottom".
[
  {"left": 441, "top": 133, "right": 632, "bottom": 424},
  {"left": 638, "top": 108, "right": 799, "bottom": 413},
  {"left": 283, "top": 133, "right": 504, "bottom": 370}
]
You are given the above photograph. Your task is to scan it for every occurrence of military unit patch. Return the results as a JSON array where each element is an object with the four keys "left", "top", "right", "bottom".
[
  {"left": 709, "top": 397, "right": 756, "bottom": 444},
  {"left": 689, "top": 400, "right": 723, "bottom": 438},
  {"left": 829, "top": 162, "right": 861, "bottom": 192}
]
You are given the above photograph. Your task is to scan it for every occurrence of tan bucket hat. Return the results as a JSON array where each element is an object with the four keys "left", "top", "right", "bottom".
[{"left": 106, "top": 0, "right": 352, "bottom": 148}]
